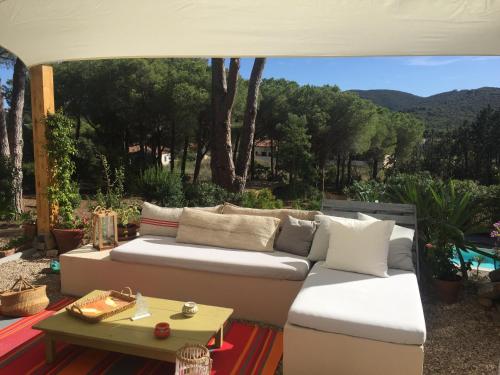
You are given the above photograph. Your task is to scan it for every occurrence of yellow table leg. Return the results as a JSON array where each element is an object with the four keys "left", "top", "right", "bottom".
[
  {"left": 45, "top": 335, "right": 55, "bottom": 364},
  {"left": 214, "top": 326, "right": 223, "bottom": 349}
]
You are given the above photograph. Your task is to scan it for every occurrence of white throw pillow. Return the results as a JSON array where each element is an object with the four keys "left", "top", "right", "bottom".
[
  {"left": 324, "top": 219, "right": 394, "bottom": 277},
  {"left": 308, "top": 215, "right": 353, "bottom": 261},
  {"left": 357, "top": 213, "right": 415, "bottom": 271}
]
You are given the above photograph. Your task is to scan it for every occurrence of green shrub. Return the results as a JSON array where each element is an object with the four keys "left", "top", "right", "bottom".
[
  {"left": 452, "top": 180, "right": 500, "bottom": 228},
  {"left": 139, "top": 166, "right": 184, "bottom": 207},
  {"left": 343, "top": 180, "right": 386, "bottom": 202},
  {"left": 94, "top": 155, "right": 125, "bottom": 209},
  {"left": 183, "top": 182, "right": 240, "bottom": 207},
  {"left": 241, "top": 189, "right": 283, "bottom": 209},
  {"left": 0, "top": 156, "right": 15, "bottom": 220}
]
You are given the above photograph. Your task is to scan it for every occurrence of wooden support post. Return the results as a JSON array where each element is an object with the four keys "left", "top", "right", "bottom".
[{"left": 30, "top": 65, "right": 56, "bottom": 248}]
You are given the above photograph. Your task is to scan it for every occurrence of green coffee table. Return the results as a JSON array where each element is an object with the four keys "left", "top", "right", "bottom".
[{"left": 33, "top": 291, "right": 233, "bottom": 363}]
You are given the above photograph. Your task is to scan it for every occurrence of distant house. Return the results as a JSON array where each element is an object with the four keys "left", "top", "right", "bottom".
[
  {"left": 254, "top": 140, "right": 276, "bottom": 165},
  {"left": 128, "top": 145, "right": 171, "bottom": 167}
]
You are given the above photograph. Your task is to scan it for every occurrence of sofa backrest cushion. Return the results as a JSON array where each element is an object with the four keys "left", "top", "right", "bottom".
[
  {"left": 176, "top": 208, "right": 280, "bottom": 252},
  {"left": 324, "top": 218, "right": 394, "bottom": 278},
  {"left": 308, "top": 215, "right": 353, "bottom": 261},
  {"left": 140, "top": 202, "right": 222, "bottom": 237},
  {"left": 275, "top": 215, "right": 317, "bottom": 257},
  {"left": 357, "top": 212, "right": 415, "bottom": 271},
  {"left": 222, "top": 203, "right": 321, "bottom": 225}
]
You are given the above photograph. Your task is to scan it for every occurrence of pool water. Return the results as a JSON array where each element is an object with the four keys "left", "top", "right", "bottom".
[{"left": 452, "top": 247, "right": 499, "bottom": 271}]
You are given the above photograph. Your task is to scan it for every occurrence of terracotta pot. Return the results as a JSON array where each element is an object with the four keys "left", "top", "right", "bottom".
[
  {"left": 118, "top": 223, "right": 139, "bottom": 241},
  {"left": 52, "top": 228, "right": 84, "bottom": 253},
  {"left": 23, "top": 223, "right": 37, "bottom": 240},
  {"left": 434, "top": 277, "right": 462, "bottom": 304}
]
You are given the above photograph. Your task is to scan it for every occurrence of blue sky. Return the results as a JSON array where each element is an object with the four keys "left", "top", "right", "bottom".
[{"left": 2, "top": 56, "right": 500, "bottom": 97}]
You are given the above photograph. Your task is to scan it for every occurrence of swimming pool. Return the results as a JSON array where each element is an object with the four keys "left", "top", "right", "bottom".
[{"left": 452, "top": 247, "right": 499, "bottom": 271}]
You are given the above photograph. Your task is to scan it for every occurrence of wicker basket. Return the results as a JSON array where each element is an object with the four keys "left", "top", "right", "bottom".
[
  {"left": 0, "top": 276, "right": 49, "bottom": 317},
  {"left": 66, "top": 288, "right": 136, "bottom": 323},
  {"left": 175, "top": 344, "right": 212, "bottom": 375}
]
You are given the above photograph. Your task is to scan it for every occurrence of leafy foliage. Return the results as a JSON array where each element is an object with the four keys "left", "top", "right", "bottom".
[
  {"left": 94, "top": 155, "right": 125, "bottom": 209},
  {"left": 241, "top": 189, "right": 283, "bottom": 209},
  {"left": 0, "top": 156, "right": 15, "bottom": 219},
  {"left": 139, "top": 166, "right": 184, "bottom": 207},
  {"left": 183, "top": 182, "right": 240, "bottom": 207},
  {"left": 45, "top": 111, "right": 81, "bottom": 228}
]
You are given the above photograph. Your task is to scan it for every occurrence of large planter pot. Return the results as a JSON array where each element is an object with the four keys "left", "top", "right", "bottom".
[
  {"left": 23, "top": 223, "right": 37, "bottom": 240},
  {"left": 434, "top": 277, "right": 463, "bottom": 304},
  {"left": 52, "top": 228, "right": 84, "bottom": 253},
  {"left": 118, "top": 223, "right": 139, "bottom": 242}
]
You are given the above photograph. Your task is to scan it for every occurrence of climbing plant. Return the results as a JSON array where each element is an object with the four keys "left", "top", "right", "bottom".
[{"left": 45, "top": 110, "right": 81, "bottom": 228}]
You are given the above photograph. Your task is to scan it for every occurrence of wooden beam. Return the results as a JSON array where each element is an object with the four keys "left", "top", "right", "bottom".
[{"left": 30, "top": 65, "right": 56, "bottom": 242}]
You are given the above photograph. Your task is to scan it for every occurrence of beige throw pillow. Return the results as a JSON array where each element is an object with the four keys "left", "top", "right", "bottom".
[
  {"left": 140, "top": 202, "right": 222, "bottom": 237},
  {"left": 222, "top": 203, "right": 321, "bottom": 223},
  {"left": 176, "top": 208, "right": 280, "bottom": 252},
  {"left": 324, "top": 219, "right": 395, "bottom": 277}
]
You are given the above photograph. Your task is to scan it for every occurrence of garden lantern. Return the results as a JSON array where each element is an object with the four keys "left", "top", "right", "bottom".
[{"left": 92, "top": 207, "right": 118, "bottom": 250}]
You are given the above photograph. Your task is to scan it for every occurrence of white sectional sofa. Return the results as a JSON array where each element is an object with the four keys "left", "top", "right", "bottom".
[{"left": 60, "top": 200, "right": 426, "bottom": 375}]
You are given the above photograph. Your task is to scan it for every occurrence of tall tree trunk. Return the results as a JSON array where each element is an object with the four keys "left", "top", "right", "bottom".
[
  {"left": 340, "top": 156, "right": 346, "bottom": 188},
  {"left": 193, "top": 118, "right": 206, "bottom": 183},
  {"left": 372, "top": 158, "right": 378, "bottom": 180},
  {"left": 170, "top": 122, "right": 176, "bottom": 172},
  {"left": 250, "top": 137, "right": 256, "bottom": 180},
  {"left": 270, "top": 138, "right": 274, "bottom": 178},
  {"left": 0, "top": 81, "right": 9, "bottom": 158},
  {"left": 210, "top": 58, "right": 239, "bottom": 190},
  {"left": 335, "top": 154, "right": 341, "bottom": 190},
  {"left": 346, "top": 155, "right": 352, "bottom": 185},
  {"left": 181, "top": 135, "right": 189, "bottom": 177},
  {"left": 235, "top": 58, "right": 266, "bottom": 192},
  {"left": 7, "top": 59, "right": 27, "bottom": 214},
  {"left": 233, "top": 130, "right": 240, "bottom": 161},
  {"left": 75, "top": 115, "right": 82, "bottom": 139}
]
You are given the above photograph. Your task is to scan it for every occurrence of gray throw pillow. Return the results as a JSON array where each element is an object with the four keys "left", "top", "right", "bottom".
[{"left": 275, "top": 215, "right": 316, "bottom": 257}]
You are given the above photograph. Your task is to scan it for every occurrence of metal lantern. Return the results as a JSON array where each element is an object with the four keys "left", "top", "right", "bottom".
[{"left": 92, "top": 207, "right": 118, "bottom": 250}]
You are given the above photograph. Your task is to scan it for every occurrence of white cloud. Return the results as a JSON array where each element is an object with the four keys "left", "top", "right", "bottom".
[
  {"left": 405, "top": 56, "right": 500, "bottom": 67},
  {"left": 405, "top": 57, "right": 462, "bottom": 66}
]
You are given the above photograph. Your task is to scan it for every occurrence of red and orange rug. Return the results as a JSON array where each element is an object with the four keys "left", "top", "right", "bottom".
[{"left": 0, "top": 298, "right": 282, "bottom": 375}]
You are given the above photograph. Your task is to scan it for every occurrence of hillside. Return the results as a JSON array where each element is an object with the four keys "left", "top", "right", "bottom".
[{"left": 351, "top": 87, "right": 500, "bottom": 129}]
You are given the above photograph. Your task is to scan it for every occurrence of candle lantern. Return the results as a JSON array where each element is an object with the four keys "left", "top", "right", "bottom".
[{"left": 92, "top": 207, "right": 118, "bottom": 250}]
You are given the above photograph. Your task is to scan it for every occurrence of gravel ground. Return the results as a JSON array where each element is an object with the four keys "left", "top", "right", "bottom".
[
  {"left": 421, "top": 277, "right": 500, "bottom": 375},
  {"left": 0, "top": 256, "right": 63, "bottom": 304},
  {"left": 0, "top": 257, "right": 498, "bottom": 374}
]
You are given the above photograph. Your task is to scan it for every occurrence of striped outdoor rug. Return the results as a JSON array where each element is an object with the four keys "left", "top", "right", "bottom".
[{"left": 0, "top": 298, "right": 282, "bottom": 375}]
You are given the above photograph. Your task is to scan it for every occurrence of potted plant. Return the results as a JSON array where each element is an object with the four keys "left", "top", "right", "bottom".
[
  {"left": 52, "top": 215, "right": 87, "bottom": 253},
  {"left": 425, "top": 242, "right": 468, "bottom": 303},
  {"left": 45, "top": 111, "right": 83, "bottom": 253},
  {"left": 116, "top": 204, "right": 140, "bottom": 241},
  {"left": 0, "top": 236, "right": 31, "bottom": 258},
  {"left": 19, "top": 211, "right": 37, "bottom": 240}
]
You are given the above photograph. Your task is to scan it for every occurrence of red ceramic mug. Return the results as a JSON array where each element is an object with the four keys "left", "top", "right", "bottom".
[{"left": 154, "top": 322, "right": 170, "bottom": 339}]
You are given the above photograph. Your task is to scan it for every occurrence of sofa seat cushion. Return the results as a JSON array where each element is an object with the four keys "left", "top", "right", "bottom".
[
  {"left": 110, "top": 235, "right": 311, "bottom": 281},
  {"left": 287, "top": 262, "right": 426, "bottom": 345}
]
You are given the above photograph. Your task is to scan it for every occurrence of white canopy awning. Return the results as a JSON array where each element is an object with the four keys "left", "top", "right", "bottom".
[{"left": 1, "top": 0, "right": 500, "bottom": 67}]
